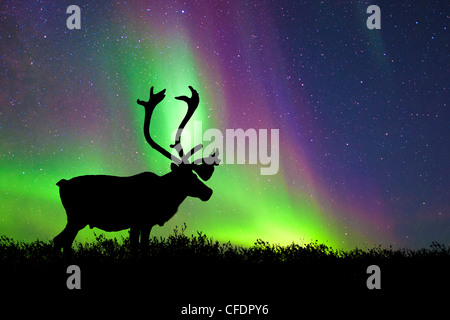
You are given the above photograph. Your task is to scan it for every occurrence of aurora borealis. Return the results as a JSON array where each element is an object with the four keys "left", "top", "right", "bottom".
[{"left": 1, "top": 1, "right": 448, "bottom": 249}]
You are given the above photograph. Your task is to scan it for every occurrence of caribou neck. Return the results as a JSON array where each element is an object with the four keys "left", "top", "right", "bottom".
[{"left": 161, "top": 171, "right": 189, "bottom": 206}]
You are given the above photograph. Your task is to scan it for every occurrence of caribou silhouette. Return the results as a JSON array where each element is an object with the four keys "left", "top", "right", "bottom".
[{"left": 53, "top": 85, "right": 220, "bottom": 252}]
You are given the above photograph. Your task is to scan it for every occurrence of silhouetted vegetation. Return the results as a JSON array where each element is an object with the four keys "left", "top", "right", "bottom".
[
  {"left": 1, "top": 224, "right": 449, "bottom": 270},
  {"left": 1, "top": 225, "right": 449, "bottom": 311}
]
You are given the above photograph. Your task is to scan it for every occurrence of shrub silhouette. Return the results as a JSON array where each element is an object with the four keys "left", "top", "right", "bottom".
[
  {"left": 1, "top": 229, "right": 449, "bottom": 298},
  {"left": 1, "top": 230, "right": 448, "bottom": 320},
  {"left": 3, "top": 228, "right": 449, "bottom": 266}
]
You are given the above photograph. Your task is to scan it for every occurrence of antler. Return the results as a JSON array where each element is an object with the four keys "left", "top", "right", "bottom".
[
  {"left": 137, "top": 85, "right": 220, "bottom": 178},
  {"left": 137, "top": 86, "right": 182, "bottom": 164},
  {"left": 172, "top": 86, "right": 221, "bottom": 164},
  {"left": 170, "top": 86, "right": 203, "bottom": 162},
  {"left": 173, "top": 86, "right": 220, "bottom": 179}
]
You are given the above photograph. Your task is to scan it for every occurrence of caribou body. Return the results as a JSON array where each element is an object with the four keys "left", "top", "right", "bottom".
[{"left": 53, "top": 86, "right": 219, "bottom": 252}]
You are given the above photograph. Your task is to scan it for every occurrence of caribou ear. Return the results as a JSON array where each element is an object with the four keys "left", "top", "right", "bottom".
[
  {"left": 192, "top": 164, "right": 215, "bottom": 181},
  {"left": 192, "top": 148, "right": 220, "bottom": 181}
]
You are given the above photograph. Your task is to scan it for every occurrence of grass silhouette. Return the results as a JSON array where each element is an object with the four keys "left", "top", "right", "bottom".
[
  {"left": 1, "top": 224, "right": 449, "bottom": 313},
  {"left": 3, "top": 224, "right": 447, "bottom": 266}
]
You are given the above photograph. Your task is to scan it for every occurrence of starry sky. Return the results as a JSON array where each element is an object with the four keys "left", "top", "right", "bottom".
[{"left": 0, "top": 0, "right": 448, "bottom": 249}]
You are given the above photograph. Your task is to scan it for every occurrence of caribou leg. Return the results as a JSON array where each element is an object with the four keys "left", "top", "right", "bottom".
[
  {"left": 53, "top": 221, "right": 84, "bottom": 253},
  {"left": 140, "top": 226, "right": 152, "bottom": 251},
  {"left": 130, "top": 227, "right": 140, "bottom": 252}
]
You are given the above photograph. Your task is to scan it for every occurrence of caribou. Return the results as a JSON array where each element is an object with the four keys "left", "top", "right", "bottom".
[{"left": 53, "top": 85, "right": 219, "bottom": 252}]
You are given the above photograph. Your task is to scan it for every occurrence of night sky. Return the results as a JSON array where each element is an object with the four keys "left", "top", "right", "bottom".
[{"left": 1, "top": 0, "right": 448, "bottom": 249}]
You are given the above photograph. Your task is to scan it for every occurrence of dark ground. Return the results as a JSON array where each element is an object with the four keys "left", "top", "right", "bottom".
[{"left": 1, "top": 231, "right": 448, "bottom": 317}]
